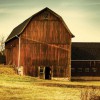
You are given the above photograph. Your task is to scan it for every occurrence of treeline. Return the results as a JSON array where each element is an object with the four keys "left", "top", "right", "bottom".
[{"left": 0, "top": 52, "right": 6, "bottom": 64}]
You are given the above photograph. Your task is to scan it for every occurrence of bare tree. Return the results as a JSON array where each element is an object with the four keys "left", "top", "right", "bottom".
[{"left": 0, "top": 35, "right": 5, "bottom": 55}]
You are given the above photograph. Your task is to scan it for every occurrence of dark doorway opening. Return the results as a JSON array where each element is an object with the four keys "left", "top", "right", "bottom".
[{"left": 45, "top": 67, "right": 51, "bottom": 79}]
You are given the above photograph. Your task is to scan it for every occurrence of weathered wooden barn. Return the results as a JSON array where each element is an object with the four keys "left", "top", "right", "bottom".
[
  {"left": 5, "top": 7, "right": 74, "bottom": 80},
  {"left": 71, "top": 42, "right": 100, "bottom": 80}
]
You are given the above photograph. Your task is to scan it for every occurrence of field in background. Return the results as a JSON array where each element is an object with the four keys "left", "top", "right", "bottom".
[{"left": 0, "top": 65, "right": 100, "bottom": 100}]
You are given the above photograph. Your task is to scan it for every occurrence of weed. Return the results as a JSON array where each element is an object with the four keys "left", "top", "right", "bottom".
[{"left": 80, "top": 87, "right": 100, "bottom": 100}]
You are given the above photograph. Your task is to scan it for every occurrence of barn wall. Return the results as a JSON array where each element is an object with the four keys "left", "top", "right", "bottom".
[
  {"left": 5, "top": 38, "right": 18, "bottom": 66},
  {"left": 20, "top": 38, "right": 69, "bottom": 77},
  {"left": 71, "top": 61, "right": 100, "bottom": 77},
  {"left": 20, "top": 10, "right": 72, "bottom": 78},
  {"left": 21, "top": 11, "right": 71, "bottom": 44}
]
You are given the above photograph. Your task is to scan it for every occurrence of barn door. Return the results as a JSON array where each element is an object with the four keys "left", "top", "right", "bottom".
[
  {"left": 45, "top": 66, "right": 51, "bottom": 80},
  {"left": 38, "top": 66, "right": 45, "bottom": 79}
]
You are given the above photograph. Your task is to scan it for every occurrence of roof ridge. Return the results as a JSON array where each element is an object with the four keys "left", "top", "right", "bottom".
[{"left": 6, "top": 7, "right": 74, "bottom": 42}]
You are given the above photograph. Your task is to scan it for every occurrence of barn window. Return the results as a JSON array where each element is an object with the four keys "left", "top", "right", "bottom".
[
  {"left": 92, "top": 68, "right": 97, "bottom": 72},
  {"left": 78, "top": 68, "right": 82, "bottom": 72},
  {"left": 71, "top": 68, "right": 75, "bottom": 72},
  {"left": 40, "top": 67, "right": 44, "bottom": 73},
  {"left": 43, "top": 12, "right": 49, "bottom": 19},
  {"left": 85, "top": 68, "right": 89, "bottom": 72}
]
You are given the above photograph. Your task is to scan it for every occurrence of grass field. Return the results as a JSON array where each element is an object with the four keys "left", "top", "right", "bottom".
[
  {"left": 0, "top": 66, "right": 100, "bottom": 100},
  {"left": 0, "top": 74, "right": 81, "bottom": 100}
]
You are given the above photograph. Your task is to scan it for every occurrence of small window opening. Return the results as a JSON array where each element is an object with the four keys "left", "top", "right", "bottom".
[
  {"left": 92, "top": 68, "right": 97, "bottom": 72},
  {"left": 85, "top": 68, "right": 89, "bottom": 72},
  {"left": 43, "top": 12, "right": 49, "bottom": 19},
  {"left": 78, "top": 68, "right": 82, "bottom": 72}
]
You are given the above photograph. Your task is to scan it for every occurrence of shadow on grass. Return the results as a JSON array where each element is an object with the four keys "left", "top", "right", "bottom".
[{"left": 39, "top": 83, "right": 100, "bottom": 89}]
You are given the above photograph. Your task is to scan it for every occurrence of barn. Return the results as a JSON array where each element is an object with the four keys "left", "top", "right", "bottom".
[
  {"left": 71, "top": 42, "right": 100, "bottom": 81},
  {"left": 5, "top": 7, "right": 74, "bottom": 80}
]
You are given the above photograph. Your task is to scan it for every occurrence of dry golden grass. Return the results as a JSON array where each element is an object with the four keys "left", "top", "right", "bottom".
[
  {"left": 0, "top": 74, "right": 81, "bottom": 100},
  {"left": 1, "top": 74, "right": 100, "bottom": 100},
  {"left": 0, "top": 65, "right": 16, "bottom": 75},
  {"left": 80, "top": 87, "right": 100, "bottom": 100},
  {"left": 0, "top": 66, "right": 100, "bottom": 100}
]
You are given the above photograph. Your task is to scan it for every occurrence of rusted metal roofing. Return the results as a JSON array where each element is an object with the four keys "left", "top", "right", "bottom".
[
  {"left": 6, "top": 7, "right": 74, "bottom": 43},
  {"left": 72, "top": 42, "right": 100, "bottom": 60}
]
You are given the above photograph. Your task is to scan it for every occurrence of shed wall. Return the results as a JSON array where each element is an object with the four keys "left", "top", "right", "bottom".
[{"left": 71, "top": 61, "right": 100, "bottom": 76}]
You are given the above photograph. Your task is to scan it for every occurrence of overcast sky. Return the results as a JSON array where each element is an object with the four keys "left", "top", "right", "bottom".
[{"left": 0, "top": 0, "right": 100, "bottom": 42}]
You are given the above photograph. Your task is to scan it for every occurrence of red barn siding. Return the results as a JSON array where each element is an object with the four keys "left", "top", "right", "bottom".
[
  {"left": 5, "top": 39, "right": 18, "bottom": 66},
  {"left": 22, "top": 11, "right": 70, "bottom": 44},
  {"left": 5, "top": 8, "right": 73, "bottom": 79},
  {"left": 19, "top": 11, "right": 71, "bottom": 78}
]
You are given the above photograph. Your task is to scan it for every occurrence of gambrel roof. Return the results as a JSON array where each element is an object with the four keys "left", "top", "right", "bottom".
[
  {"left": 72, "top": 42, "right": 100, "bottom": 60},
  {"left": 6, "top": 7, "right": 74, "bottom": 43}
]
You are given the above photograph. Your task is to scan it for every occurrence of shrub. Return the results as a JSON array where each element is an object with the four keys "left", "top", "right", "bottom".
[{"left": 80, "top": 87, "right": 100, "bottom": 100}]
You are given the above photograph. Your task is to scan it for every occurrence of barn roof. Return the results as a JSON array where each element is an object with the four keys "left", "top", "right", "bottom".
[
  {"left": 6, "top": 7, "right": 74, "bottom": 43},
  {"left": 72, "top": 42, "right": 100, "bottom": 60}
]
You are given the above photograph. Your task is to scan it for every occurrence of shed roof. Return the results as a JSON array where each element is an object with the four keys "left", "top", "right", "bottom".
[
  {"left": 6, "top": 7, "right": 74, "bottom": 43},
  {"left": 72, "top": 42, "right": 100, "bottom": 60}
]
